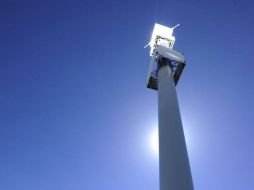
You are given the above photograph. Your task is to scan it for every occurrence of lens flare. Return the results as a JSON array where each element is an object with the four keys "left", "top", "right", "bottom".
[{"left": 150, "top": 128, "right": 159, "bottom": 156}]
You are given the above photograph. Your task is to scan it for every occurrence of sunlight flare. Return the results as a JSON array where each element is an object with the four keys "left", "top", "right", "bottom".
[{"left": 150, "top": 128, "right": 159, "bottom": 156}]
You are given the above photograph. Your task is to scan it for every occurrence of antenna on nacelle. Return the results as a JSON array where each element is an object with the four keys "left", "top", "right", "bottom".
[
  {"left": 172, "top": 24, "right": 180, "bottom": 30},
  {"left": 144, "top": 42, "right": 151, "bottom": 49}
]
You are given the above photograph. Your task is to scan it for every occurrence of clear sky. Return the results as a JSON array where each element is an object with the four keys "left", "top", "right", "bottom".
[{"left": 0, "top": 0, "right": 254, "bottom": 189}]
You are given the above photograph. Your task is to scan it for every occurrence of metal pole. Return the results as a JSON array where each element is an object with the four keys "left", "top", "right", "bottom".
[{"left": 157, "top": 57, "right": 194, "bottom": 190}]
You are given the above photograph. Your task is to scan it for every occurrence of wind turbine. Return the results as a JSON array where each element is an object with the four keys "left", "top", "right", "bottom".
[{"left": 146, "top": 23, "right": 194, "bottom": 190}]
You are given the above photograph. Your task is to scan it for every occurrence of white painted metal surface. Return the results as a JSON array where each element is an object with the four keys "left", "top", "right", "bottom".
[
  {"left": 155, "top": 45, "right": 185, "bottom": 63},
  {"left": 158, "top": 59, "right": 194, "bottom": 190}
]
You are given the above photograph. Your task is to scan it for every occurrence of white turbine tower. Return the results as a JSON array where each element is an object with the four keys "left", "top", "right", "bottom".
[{"left": 146, "top": 23, "right": 194, "bottom": 190}]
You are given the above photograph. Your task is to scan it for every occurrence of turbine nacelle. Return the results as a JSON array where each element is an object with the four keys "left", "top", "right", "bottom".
[
  {"left": 146, "top": 23, "right": 180, "bottom": 56},
  {"left": 146, "top": 23, "right": 185, "bottom": 90}
]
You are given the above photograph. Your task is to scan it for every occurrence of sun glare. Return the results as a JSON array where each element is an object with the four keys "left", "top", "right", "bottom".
[{"left": 150, "top": 128, "right": 159, "bottom": 156}]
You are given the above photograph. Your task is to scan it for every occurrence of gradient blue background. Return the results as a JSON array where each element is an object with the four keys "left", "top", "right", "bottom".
[{"left": 0, "top": 0, "right": 254, "bottom": 189}]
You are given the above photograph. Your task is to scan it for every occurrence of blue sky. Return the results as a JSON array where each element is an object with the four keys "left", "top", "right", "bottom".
[{"left": 0, "top": 0, "right": 254, "bottom": 189}]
